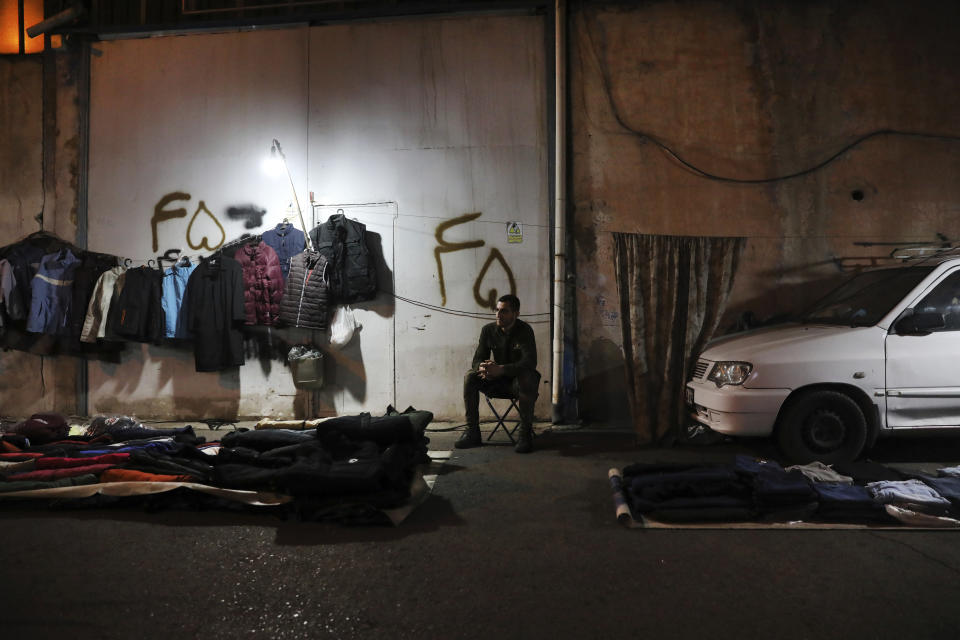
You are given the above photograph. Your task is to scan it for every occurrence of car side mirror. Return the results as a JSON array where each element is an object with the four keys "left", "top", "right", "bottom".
[{"left": 894, "top": 311, "right": 945, "bottom": 335}]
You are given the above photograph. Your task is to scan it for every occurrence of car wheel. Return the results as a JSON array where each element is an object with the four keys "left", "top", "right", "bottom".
[{"left": 776, "top": 390, "right": 867, "bottom": 464}]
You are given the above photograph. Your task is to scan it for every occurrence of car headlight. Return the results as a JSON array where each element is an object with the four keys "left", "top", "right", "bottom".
[{"left": 708, "top": 361, "right": 753, "bottom": 387}]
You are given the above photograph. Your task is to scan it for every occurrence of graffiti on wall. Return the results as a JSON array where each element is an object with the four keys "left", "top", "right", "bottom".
[
  {"left": 226, "top": 205, "right": 267, "bottom": 229},
  {"left": 434, "top": 212, "right": 517, "bottom": 311},
  {"left": 151, "top": 192, "right": 231, "bottom": 252}
]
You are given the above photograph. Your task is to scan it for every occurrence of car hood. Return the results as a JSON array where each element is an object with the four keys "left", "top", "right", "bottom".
[{"left": 701, "top": 323, "right": 879, "bottom": 362}]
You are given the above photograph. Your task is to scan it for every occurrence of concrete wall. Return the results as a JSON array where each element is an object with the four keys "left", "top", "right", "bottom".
[
  {"left": 571, "top": 1, "right": 960, "bottom": 424},
  {"left": 83, "top": 15, "right": 549, "bottom": 420},
  {"left": 9, "top": 1, "right": 957, "bottom": 425},
  {"left": 0, "top": 51, "right": 83, "bottom": 417}
]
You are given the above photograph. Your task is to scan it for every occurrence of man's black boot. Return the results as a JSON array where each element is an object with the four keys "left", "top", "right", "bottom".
[
  {"left": 514, "top": 424, "right": 534, "bottom": 454},
  {"left": 455, "top": 424, "right": 482, "bottom": 449}
]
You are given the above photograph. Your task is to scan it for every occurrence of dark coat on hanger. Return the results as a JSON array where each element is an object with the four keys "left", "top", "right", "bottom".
[
  {"left": 261, "top": 222, "right": 306, "bottom": 283},
  {"left": 186, "top": 255, "right": 246, "bottom": 371},
  {"left": 280, "top": 252, "right": 330, "bottom": 330},
  {"left": 106, "top": 266, "right": 164, "bottom": 344}
]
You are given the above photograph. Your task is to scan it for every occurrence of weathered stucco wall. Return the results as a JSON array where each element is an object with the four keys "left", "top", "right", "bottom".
[
  {"left": 83, "top": 15, "right": 548, "bottom": 421},
  {"left": 0, "top": 50, "right": 82, "bottom": 417},
  {"left": 571, "top": 1, "right": 960, "bottom": 424}
]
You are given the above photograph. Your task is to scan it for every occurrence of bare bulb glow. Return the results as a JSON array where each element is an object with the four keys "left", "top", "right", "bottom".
[{"left": 261, "top": 154, "right": 284, "bottom": 177}]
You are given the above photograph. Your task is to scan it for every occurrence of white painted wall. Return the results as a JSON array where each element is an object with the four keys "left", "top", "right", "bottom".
[{"left": 86, "top": 15, "right": 548, "bottom": 420}]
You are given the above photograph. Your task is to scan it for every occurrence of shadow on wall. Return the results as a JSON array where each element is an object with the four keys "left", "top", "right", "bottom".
[
  {"left": 578, "top": 337, "right": 632, "bottom": 426},
  {"left": 248, "top": 229, "right": 395, "bottom": 417},
  {"left": 719, "top": 269, "right": 852, "bottom": 334}
]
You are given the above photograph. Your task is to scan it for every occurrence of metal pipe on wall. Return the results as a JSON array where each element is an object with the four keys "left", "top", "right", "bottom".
[{"left": 551, "top": 0, "right": 566, "bottom": 423}]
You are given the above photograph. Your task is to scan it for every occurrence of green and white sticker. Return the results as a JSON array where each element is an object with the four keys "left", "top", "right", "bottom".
[{"left": 506, "top": 221, "right": 523, "bottom": 244}]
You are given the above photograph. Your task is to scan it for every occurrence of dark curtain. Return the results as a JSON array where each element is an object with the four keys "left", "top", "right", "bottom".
[{"left": 613, "top": 232, "right": 746, "bottom": 445}]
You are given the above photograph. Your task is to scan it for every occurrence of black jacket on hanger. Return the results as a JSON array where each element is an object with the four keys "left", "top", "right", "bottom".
[
  {"left": 106, "top": 266, "right": 164, "bottom": 344},
  {"left": 186, "top": 255, "right": 246, "bottom": 371}
]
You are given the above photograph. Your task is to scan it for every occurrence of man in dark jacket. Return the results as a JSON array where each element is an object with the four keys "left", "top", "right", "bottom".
[{"left": 458, "top": 294, "right": 540, "bottom": 453}]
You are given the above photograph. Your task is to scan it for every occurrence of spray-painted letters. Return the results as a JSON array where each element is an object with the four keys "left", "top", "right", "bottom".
[
  {"left": 151, "top": 192, "right": 229, "bottom": 252},
  {"left": 434, "top": 212, "right": 516, "bottom": 311}
]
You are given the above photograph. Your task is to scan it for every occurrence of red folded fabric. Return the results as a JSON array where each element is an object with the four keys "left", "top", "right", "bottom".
[
  {"left": 100, "top": 468, "right": 193, "bottom": 483},
  {"left": 0, "top": 452, "right": 45, "bottom": 460},
  {"left": 35, "top": 453, "right": 131, "bottom": 469},
  {"left": 1, "top": 440, "right": 23, "bottom": 453},
  {"left": 6, "top": 464, "right": 115, "bottom": 482}
]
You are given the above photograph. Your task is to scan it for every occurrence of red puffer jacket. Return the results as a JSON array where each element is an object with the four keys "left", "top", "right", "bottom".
[{"left": 235, "top": 242, "right": 284, "bottom": 325}]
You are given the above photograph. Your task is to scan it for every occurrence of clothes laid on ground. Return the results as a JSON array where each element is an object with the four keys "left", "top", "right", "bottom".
[
  {"left": 6, "top": 413, "right": 70, "bottom": 445},
  {"left": 917, "top": 475, "right": 960, "bottom": 511},
  {"left": 0, "top": 409, "right": 434, "bottom": 524},
  {"left": 866, "top": 479, "right": 952, "bottom": 512},
  {"left": 616, "top": 455, "right": 960, "bottom": 527},
  {"left": 883, "top": 505, "right": 960, "bottom": 528},
  {"left": 786, "top": 461, "right": 854, "bottom": 485},
  {"left": 0, "top": 474, "right": 99, "bottom": 493},
  {"left": 812, "top": 483, "right": 892, "bottom": 523}
]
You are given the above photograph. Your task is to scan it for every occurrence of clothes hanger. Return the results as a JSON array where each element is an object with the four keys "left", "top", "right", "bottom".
[{"left": 158, "top": 248, "right": 183, "bottom": 269}]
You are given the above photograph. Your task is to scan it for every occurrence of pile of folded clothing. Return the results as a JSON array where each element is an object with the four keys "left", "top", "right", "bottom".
[
  {"left": 617, "top": 455, "right": 960, "bottom": 527},
  {"left": 0, "top": 407, "right": 434, "bottom": 524}
]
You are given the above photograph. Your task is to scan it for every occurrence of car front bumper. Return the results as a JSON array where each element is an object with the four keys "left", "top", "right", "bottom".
[{"left": 685, "top": 381, "right": 790, "bottom": 437}]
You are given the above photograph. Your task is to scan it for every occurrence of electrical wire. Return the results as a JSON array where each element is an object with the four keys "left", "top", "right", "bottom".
[
  {"left": 582, "top": 12, "right": 960, "bottom": 185},
  {"left": 391, "top": 292, "right": 552, "bottom": 323}
]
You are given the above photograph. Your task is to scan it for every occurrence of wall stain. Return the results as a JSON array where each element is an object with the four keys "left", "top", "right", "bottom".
[{"left": 226, "top": 204, "right": 266, "bottom": 229}]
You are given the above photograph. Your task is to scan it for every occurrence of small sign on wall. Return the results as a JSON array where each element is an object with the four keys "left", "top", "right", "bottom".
[{"left": 506, "top": 221, "right": 523, "bottom": 244}]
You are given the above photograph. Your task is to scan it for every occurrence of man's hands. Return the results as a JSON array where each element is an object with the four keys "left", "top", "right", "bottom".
[{"left": 478, "top": 360, "right": 505, "bottom": 380}]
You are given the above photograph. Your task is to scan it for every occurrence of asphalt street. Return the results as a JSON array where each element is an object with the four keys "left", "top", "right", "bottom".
[{"left": 2, "top": 423, "right": 960, "bottom": 640}]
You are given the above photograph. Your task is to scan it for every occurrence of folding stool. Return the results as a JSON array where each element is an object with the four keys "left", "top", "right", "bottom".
[{"left": 482, "top": 390, "right": 522, "bottom": 444}]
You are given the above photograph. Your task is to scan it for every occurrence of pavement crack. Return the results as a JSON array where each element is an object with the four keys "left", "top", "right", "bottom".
[{"left": 866, "top": 530, "right": 960, "bottom": 576}]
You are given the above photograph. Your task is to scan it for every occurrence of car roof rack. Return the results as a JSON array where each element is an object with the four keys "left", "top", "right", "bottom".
[{"left": 893, "top": 244, "right": 960, "bottom": 263}]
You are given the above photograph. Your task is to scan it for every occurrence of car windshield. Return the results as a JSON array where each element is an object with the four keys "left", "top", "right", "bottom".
[{"left": 799, "top": 266, "right": 935, "bottom": 326}]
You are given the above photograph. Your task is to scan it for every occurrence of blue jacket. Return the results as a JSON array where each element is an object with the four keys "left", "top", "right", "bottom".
[
  {"left": 26, "top": 248, "right": 80, "bottom": 335},
  {"left": 161, "top": 261, "right": 197, "bottom": 338},
  {"left": 261, "top": 222, "right": 306, "bottom": 282}
]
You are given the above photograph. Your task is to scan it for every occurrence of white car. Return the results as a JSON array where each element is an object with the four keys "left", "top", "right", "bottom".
[{"left": 686, "top": 256, "right": 960, "bottom": 463}]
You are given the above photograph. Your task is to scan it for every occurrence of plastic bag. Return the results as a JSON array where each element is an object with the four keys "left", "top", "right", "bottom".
[{"left": 329, "top": 305, "right": 360, "bottom": 349}]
